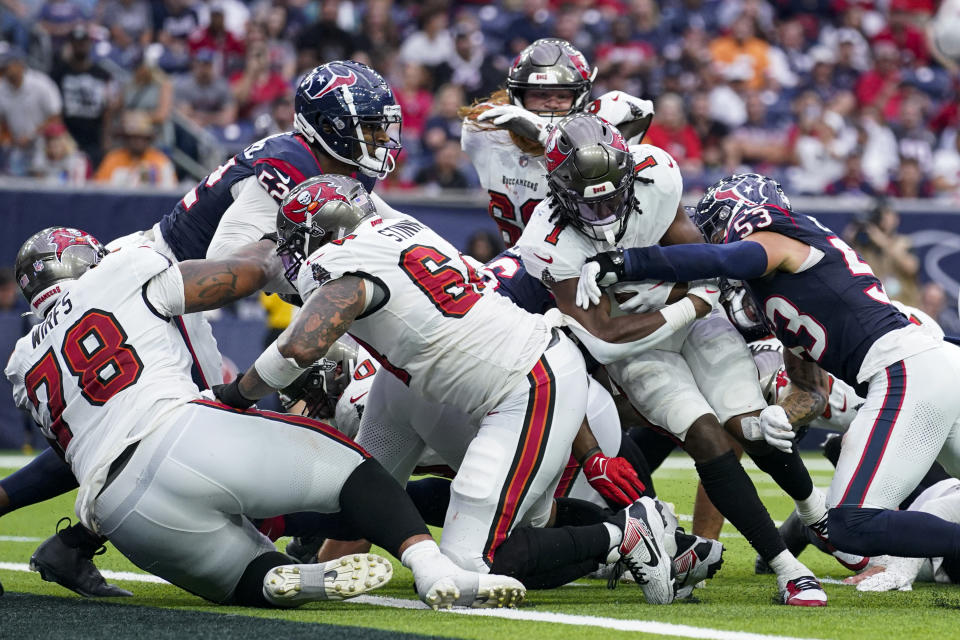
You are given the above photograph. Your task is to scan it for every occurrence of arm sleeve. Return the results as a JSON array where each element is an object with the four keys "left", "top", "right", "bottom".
[
  {"left": 207, "top": 176, "right": 295, "bottom": 294},
  {"left": 562, "top": 314, "right": 679, "bottom": 365},
  {"left": 143, "top": 263, "right": 186, "bottom": 317},
  {"left": 622, "top": 241, "right": 769, "bottom": 283}
]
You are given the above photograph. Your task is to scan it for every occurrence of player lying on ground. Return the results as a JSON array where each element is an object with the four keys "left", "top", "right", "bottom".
[
  {"left": 4, "top": 227, "right": 515, "bottom": 610},
  {"left": 210, "top": 174, "right": 712, "bottom": 605},
  {"left": 515, "top": 113, "right": 833, "bottom": 606},
  {"left": 577, "top": 172, "right": 960, "bottom": 568}
]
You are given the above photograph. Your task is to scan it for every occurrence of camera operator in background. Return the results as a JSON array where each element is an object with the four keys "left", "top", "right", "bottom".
[{"left": 843, "top": 197, "right": 920, "bottom": 307}]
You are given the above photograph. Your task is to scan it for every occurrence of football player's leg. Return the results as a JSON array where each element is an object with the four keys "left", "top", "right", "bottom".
[{"left": 828, "top": 349, "right": 960, "bottom": 560}]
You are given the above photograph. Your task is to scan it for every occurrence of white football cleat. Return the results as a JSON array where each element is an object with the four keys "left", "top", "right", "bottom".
[
  {"left": 673, "top": 536, "right": 724, "bottom": 599},
  {"left": 611, "top": 496, "right": 675, "bottom": 604},
  {"left": 263, "top": 554, "right": 392, "bottom": 606},
  {"left": 418, "top": 571, "right": 525, "bottom": 610},
  {"left": 778, "top": 574, "right": 828, "bottom": 607}
]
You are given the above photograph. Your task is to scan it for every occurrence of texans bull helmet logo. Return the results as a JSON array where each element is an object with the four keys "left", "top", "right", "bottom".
[{"left": 303, "top": 68, "right": 358, "bottom": 101}]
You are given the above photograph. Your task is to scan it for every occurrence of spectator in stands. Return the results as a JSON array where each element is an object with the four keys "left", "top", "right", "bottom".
[
  {"left": 708, "top": 61, "right": 750, "bottom": 128},
  {"left": 37, "top": 0, "right": 85, "bottom": 52},
  {"left": 629, "top": 0, "right": 670, "bottom": 53},
  {"left": 295, "top": 0, "right": 358, "bottom": 73},
  {"left": 32, "top": 119, "right": 89, "bottom": 185},
  {"left": 709, "top": 13, "right": 770, "bottom": 90},
  {"left": 422, "top": 83, "right": 465, "bottom": 155},
  {"left": 859, "top": 104, "right": 900, "bottom": 191},
  {"left": 230, "top": 27, "right": 288, "bottom": 123},
  {"left": 933, "top": 129, "right": 960, "bottom": 199},
  {"left": 723, "top": 92, "right": 788, "bottom": 174},
  {"left": 188, "top": 2, "right": 245, "bottom": 75},
  {"left": 856, "top": 41, "right": 903, "bottom": 121},
  {"left": 644, "top": 92, "right": 703, "bottom": 175},
  {"left": 0, "top": 47, "right": 62, "bottom": 176},
  {"left": 801, "top": 46, "right": 841, "bottom": 102},
  {"left": 153, "top": 0, "right": 200, "bottom": 74},
  {"left": 831, "top": 29, "right": 866, "bottom": 91},
  {"left": 99, "top": 0, "right": 153, "bottom": 62},
  {"left": 122, "top": 50, "right": 172, "bottom": 138},
  {"left": 894, "top": 95, "right": 936, "bottom": 172},
  {"left": 174, "top": 48, "right": 236, "bottom": 129},
  {"left": 94, "top": 110, "right": 176, "bottom": 187},
  {"left": 887, "top": 155, "right": 935, "bottom": 198},
  {"left": 825, "top": 152, "right": 876, "bottom": 196},
  {"left": 399, "top": 5, "right": 455, "bottom": 72},
  {"left": 844, "top": 197, "right": 920, "bottom": 305},
  {"left": 394, "top": 62, "right": 432, "bottom": 147},
  {"left": 51, "top": 24, "right": 116, "bottom": 166},
  {"left": 552, "top": 4, "right": 594, "bottom": 62},
  {"left": 503, "top": 0, "right": 552, "bottom": 56},
  {"left": 435, "top": 23, "right": 502, "bottom": 104},
  {"left": 872, "top": 0, "right": 930, "bottom": 66},
  {"left": 688, "top": 90, "right": 729, "bottom": 181},
  {"left": 788, "top": 92, "right": 854, "bottom": 193},
  {"left": 595, "top": 15, "right": 656, "bottom": 84},
  {"left": 262, "top": 4, "right": 296, "bottom": 82},
  {"left": 919, "top": 281, "right": 960, "bottom": 335},
  {"left": 414, "top": 139, "right": 469, "bottom": 190},
  {"left": 465, "top": 229, "right": 503, "bottom": 264},
  {"left": 253, "top": 93, "right": 293, "bottom": 139},
  {"left": 0, "top": 267, "right": 23, "bottom": 313}
]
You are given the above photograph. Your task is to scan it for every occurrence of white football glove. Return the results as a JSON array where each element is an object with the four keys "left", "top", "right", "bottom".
[
  {"left": 685, "top": 279, "right": 722, "bottom": 310},
  {"left": 741, "top": 405, "right": 795, "bottom": 452},
  {"left": 608, "top": 280, "right": 677, "bottom": 314},
  {"left": 576, "top": 261, "right": 604, "bottom": 309},
  {"left": 589, "top": 91, "right": 655, "bottom": 143},
  {"left": 477, "top": 105, "right": 552, "bottom": 145}
]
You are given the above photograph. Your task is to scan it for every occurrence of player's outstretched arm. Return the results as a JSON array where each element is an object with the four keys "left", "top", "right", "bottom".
[
  {"left": 223, "top": 276, "right": 367, "bottom": 405},
  {"left": 178, "top": 239, "right": 281, "bottom": 313}
]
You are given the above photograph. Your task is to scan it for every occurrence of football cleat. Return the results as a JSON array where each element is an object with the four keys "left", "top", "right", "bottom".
[
  {"left": 808, "top": 513, "right": 870, "bottom": 572},
  {"left": 609, "top": 496, "right": 674, "bottom": 604},
  {"left": 30, "top": 519, "right": 132, "bottom": 598},
  {"left": 284, "top": 535, "right": 325, "bottom": 564},
  {"left": 262, "top": 554, "right": 392, "bottom": 606},
  {"left": 778, "top": 574, "right": 828, "bottom": 607},
  {"left": 418, "top": 571, "right": 525, "bottom": 610},
  {"left": 673, "top": 535, "right": 725, "bottom": 599}
]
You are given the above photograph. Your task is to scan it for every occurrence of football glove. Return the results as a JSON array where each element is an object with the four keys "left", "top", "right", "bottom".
[
  {"left": 583, "top": 451, "right": 646, "bottom": 508},
  {"left": 278, "top": 360, "right": 343, "bottom": 419},
  {"left": 685, "top": 279, "right": 722, "bottom": 310},
  {"left": 477, "top": 105, "right": 553, "bottom": 145},
  {"left": 576, "top": 250, "right": 626, "bottom": 309},
  {"left": 212, "top": 373, "right": 257, "bottom": 410},
  {"left": 741, "top": 405, "right": 795, "bottom": 452}
]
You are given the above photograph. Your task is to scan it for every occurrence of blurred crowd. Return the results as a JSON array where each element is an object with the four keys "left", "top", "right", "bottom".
[{"left": 0, "top": 0, "right": 959, "bottom": 200}]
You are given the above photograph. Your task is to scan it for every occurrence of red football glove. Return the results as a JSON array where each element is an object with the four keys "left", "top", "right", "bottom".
[{"left": 582, "top": 452, "right": 646, "bottom": 508}]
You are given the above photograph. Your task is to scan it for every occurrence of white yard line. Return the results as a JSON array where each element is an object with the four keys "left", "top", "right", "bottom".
[
  {"left": 0, "top": 536, "right": 43, "bottom": 542},
  {"left": 0, "top": 562, "right": 827, "bottom": 640}
]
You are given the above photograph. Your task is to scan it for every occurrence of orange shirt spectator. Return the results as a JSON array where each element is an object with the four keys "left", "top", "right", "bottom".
[
  {"left": 708, "top": 15, "right": 770, "bottom": 90},
  {"left": 95, "top": 111, "right": 176, "bottom": 187}
]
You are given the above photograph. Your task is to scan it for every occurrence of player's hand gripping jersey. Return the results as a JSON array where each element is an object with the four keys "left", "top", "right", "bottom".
[
  {"left": 5, "top": 246, "right": 202, "bottom": 526},
  {"left": 723, "top": 207, "right": 941, "bottom": 393},
  {"left": 296, "top": 216, "right": 553, "bottom": 418},
  {"left": 516, "top": 144, "right": 682, "bottom": 299}
]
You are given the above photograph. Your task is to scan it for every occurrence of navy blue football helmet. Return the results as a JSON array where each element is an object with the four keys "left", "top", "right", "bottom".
[
  {"left": 294, "top": 60, "right": 402, "bottom": 178},
  {"left": 694, "top": 173, "right": 791, "bottom": 243}
]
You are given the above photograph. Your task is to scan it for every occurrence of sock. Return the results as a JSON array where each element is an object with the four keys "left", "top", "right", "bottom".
[
  {"left": 695, "top": 451, "right": 786, "bottom": 562},
  {"left": 603, "top": 521, "right": 623, "bottom": 555},
  {"left": 750, "top": 448, "right": 814, "bottom": 502},
  {"left": 616, "top": 431, "right": 656, "bottom": 497},
  {"left": 231, "top": 551, "right": 296, "bottom": 607},
  {"left": 768, "top": 550, "right": 808, "bottom": 581},
  {"left": 628, "top": 427, "right": 677, "bottom": 473},
  {"left": 339, "top": 459, "right": 429, "bottom": 558},
  {"left": 401, "top": 539, "right": 458, "bottom": 590},
  {"left": 830, "top": 506, "right": 960, "bottom": 559},
  {"left": 490, "top": 524, "right": 614, "bottom": 587},
  {"left": 795, "top": 488, "right": 827, "bottom": 527}
]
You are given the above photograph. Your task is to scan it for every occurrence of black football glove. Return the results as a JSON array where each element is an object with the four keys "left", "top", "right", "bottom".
[
  {"left": 586, "top": 249, "right": 627, "bottom": 287},
  {"left": 212, "top": 373, "right": 257, "bottom": 410}
]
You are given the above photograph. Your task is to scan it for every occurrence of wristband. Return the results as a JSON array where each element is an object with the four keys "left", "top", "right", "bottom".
[
  {"left": 253, "top": 341, "right": 308, "bottom": 389},
  {"left": 215, "top": 374, "right": 255, "bottom": 409},
  {"left": 660, "top": 297, "right": 697, "bottom": 331},
  {"left": 578, "top": 446, "right": 603, "bottom": 466}
]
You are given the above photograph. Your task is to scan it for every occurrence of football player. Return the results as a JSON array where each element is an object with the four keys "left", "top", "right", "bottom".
[
  {"left": 516, "top": 115, "right": 831, "bottom": 606},
  {"left": 5, "top": 227, "right": 509, "bottom": 610},
  {"left": 209, "top": 175, "right": 716, "bottom": 605},
  {"left": 0, "top": 58, "right": 406, "bottom": 595},
  {"left": 578, "top": 172, "right": 960, "bottom": 570},
  {"left": 460, "top": 38, "right": 654, "bottom": 247}
]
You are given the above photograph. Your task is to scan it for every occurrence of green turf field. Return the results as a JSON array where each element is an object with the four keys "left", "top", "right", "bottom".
[{"left": 2, "top": 453, "right": 957, "bottom": 640}]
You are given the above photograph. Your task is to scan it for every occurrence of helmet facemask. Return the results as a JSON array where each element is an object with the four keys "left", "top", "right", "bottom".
[{"left": 549, "top": 171, "right": 635, "bottom": 243}]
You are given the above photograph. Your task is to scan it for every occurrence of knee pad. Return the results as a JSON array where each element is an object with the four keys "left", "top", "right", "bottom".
[{"left": 827, "top": 506, "right": 886, "bottom": 556}]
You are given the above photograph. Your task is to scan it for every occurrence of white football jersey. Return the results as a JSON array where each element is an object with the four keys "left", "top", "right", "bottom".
[
  {"left": 5, "top": 246, "right": 202, "bottom": 525},
  {"left": 296, "top": 215, "right": 552, "bottom": 418},
  {"left": 461, "top": 92, "right": 652, "bottom": 248},
  {"left": 462, "top": 124, "right": 548, "bottom": 248},
  {"left": 515, "top": 144, "right": 683, "bottom": 291}
]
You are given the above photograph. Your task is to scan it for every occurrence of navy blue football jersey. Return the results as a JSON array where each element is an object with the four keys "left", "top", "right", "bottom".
[
  {"left": 482, "top": 249, "right": 555, "bottom": 315},
  {"left": 159, "top": 132, "right": 377, "bottom": 260},
  {"left": 726, "top": 204, "right": 909, "bottom": 389}
]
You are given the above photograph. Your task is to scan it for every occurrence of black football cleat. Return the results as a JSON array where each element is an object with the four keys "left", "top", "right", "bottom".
[{"left": 30, "top": 518, "right": 132, "bottom": 598}]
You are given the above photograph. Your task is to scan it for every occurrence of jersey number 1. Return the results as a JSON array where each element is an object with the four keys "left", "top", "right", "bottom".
[{"left": 24, "top": 310, "right": 144, "bottom": 450}]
